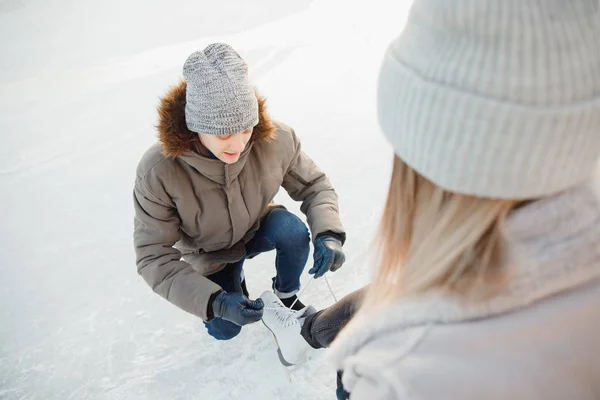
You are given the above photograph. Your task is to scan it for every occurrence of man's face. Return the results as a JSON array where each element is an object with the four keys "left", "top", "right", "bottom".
[{"left": 198, "top": 128, "right": 253, "bottom": 164}]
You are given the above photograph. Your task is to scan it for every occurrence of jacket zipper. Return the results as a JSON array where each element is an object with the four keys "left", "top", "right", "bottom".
[{"left": 223, "top": 164, "right": 236, "bottom": 247}]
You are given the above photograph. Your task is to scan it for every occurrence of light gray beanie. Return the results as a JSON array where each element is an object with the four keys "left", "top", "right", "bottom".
[
  {"left": 183, "top": 43, "right": 259, "bottom": 135},
  {"left": 377, "top": 0, "right": 600, "bottom": 199}
]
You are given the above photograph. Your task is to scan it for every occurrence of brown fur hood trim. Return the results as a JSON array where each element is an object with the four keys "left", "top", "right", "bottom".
[{"left": 157, "top": 80, "right": 277, "bottom": 158}]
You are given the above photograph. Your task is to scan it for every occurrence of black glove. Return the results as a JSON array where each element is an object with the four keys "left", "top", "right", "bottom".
[
  {"left": 211, "top": 291, "right": 264, "bottom": 326},
  {"left": 336, "top": 371, "right": 350, "bottom": 400},
  {"left": 309, "top": 234, "right": 346, "bottom": 279}
]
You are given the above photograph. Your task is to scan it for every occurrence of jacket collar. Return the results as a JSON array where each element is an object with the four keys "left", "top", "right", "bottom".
[{"left": 179, "top": 140, "right": 254, "bottom": 186}]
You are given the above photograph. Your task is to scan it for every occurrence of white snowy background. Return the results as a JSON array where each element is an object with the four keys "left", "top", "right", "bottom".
[{"left": 1, "top": 0, "right": 413, "bottom": 398}]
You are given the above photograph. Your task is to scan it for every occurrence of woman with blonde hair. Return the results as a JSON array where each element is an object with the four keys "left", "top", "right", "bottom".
[{"left": 261, "top": 0, "right": 600, "bottom": 398}]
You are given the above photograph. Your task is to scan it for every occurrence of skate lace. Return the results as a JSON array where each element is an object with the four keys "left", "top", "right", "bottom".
[
  {"left": 265, "top": 301, "right": 301, "bottom": 327},
  {"left": 263, "top": 275, "right": 338, "bottom": 328}
]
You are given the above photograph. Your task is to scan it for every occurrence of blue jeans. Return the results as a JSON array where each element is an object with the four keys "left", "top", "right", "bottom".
[{"left": 204, "top": 208, "right": 310, "bottom": 340}]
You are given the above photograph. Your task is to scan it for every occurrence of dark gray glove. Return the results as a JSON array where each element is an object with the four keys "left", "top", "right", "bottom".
[
  {"left": 211, "top": 291, "right": 264, "bottom": 326},
  {"left": 309, "top": 234, "right": 346, "bottom": 279}
]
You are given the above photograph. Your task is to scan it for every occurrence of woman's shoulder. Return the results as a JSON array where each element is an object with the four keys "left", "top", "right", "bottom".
[{"left": 339, "top": 279, "right": 600, "bottom": 398}]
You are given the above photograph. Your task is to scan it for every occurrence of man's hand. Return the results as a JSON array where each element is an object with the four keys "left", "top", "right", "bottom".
[
  {"left": 211, "top": 292, "right": 264, "bottom": 326},
  {"left": 309, "top": 235, "right": 346, "bottom": 279}
]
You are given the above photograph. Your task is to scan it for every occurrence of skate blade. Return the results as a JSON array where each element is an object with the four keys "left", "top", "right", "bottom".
[{"left": 262, "top": 320, "right": 296, "bottom": 367}]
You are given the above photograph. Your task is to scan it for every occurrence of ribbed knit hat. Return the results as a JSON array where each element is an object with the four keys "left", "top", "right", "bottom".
[
  {"left": 183, "top": 43, "right": 259, "bottom": 135},
  {"left": 377, "top": 0, "right": 600, "bottom": 199}
]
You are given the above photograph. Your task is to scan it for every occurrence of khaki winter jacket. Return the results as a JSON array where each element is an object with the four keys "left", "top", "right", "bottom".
[{"left": 133, "top": 81, "right": 345, "bottom": 320}]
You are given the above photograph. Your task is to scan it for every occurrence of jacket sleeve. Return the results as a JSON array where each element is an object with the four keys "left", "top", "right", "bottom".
[
  {"left": 344, "top": 365, "right": 415, "bottom": 400},
  {"left": 133, "top": 178, "right": 222, "bottom": 321},
  {"left": 281, "top": 129, "right": 345, "bottom": 241},
  {"left": 349, "top": 376, "right": 410, "bottom": 400}
]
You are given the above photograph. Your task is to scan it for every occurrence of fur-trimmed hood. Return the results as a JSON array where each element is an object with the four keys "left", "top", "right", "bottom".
[{"left": 156, "top": 80, "right": 277, "bottom": 158}]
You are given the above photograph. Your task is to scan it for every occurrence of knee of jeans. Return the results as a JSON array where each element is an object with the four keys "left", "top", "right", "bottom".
[
  {"left": 273, "top": 211, "right": 310, "bottom": 246},
  {"left": 205, "top": 321, "right": 242, "bottom": 341}
]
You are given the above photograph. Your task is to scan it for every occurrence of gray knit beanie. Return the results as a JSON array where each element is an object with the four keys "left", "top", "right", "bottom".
[
  {"left": 378, "top": 0, "right": 600, "bottom": 199},
  {"left": 183, "top": 43, "right": 259, "bottom": 135}
]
